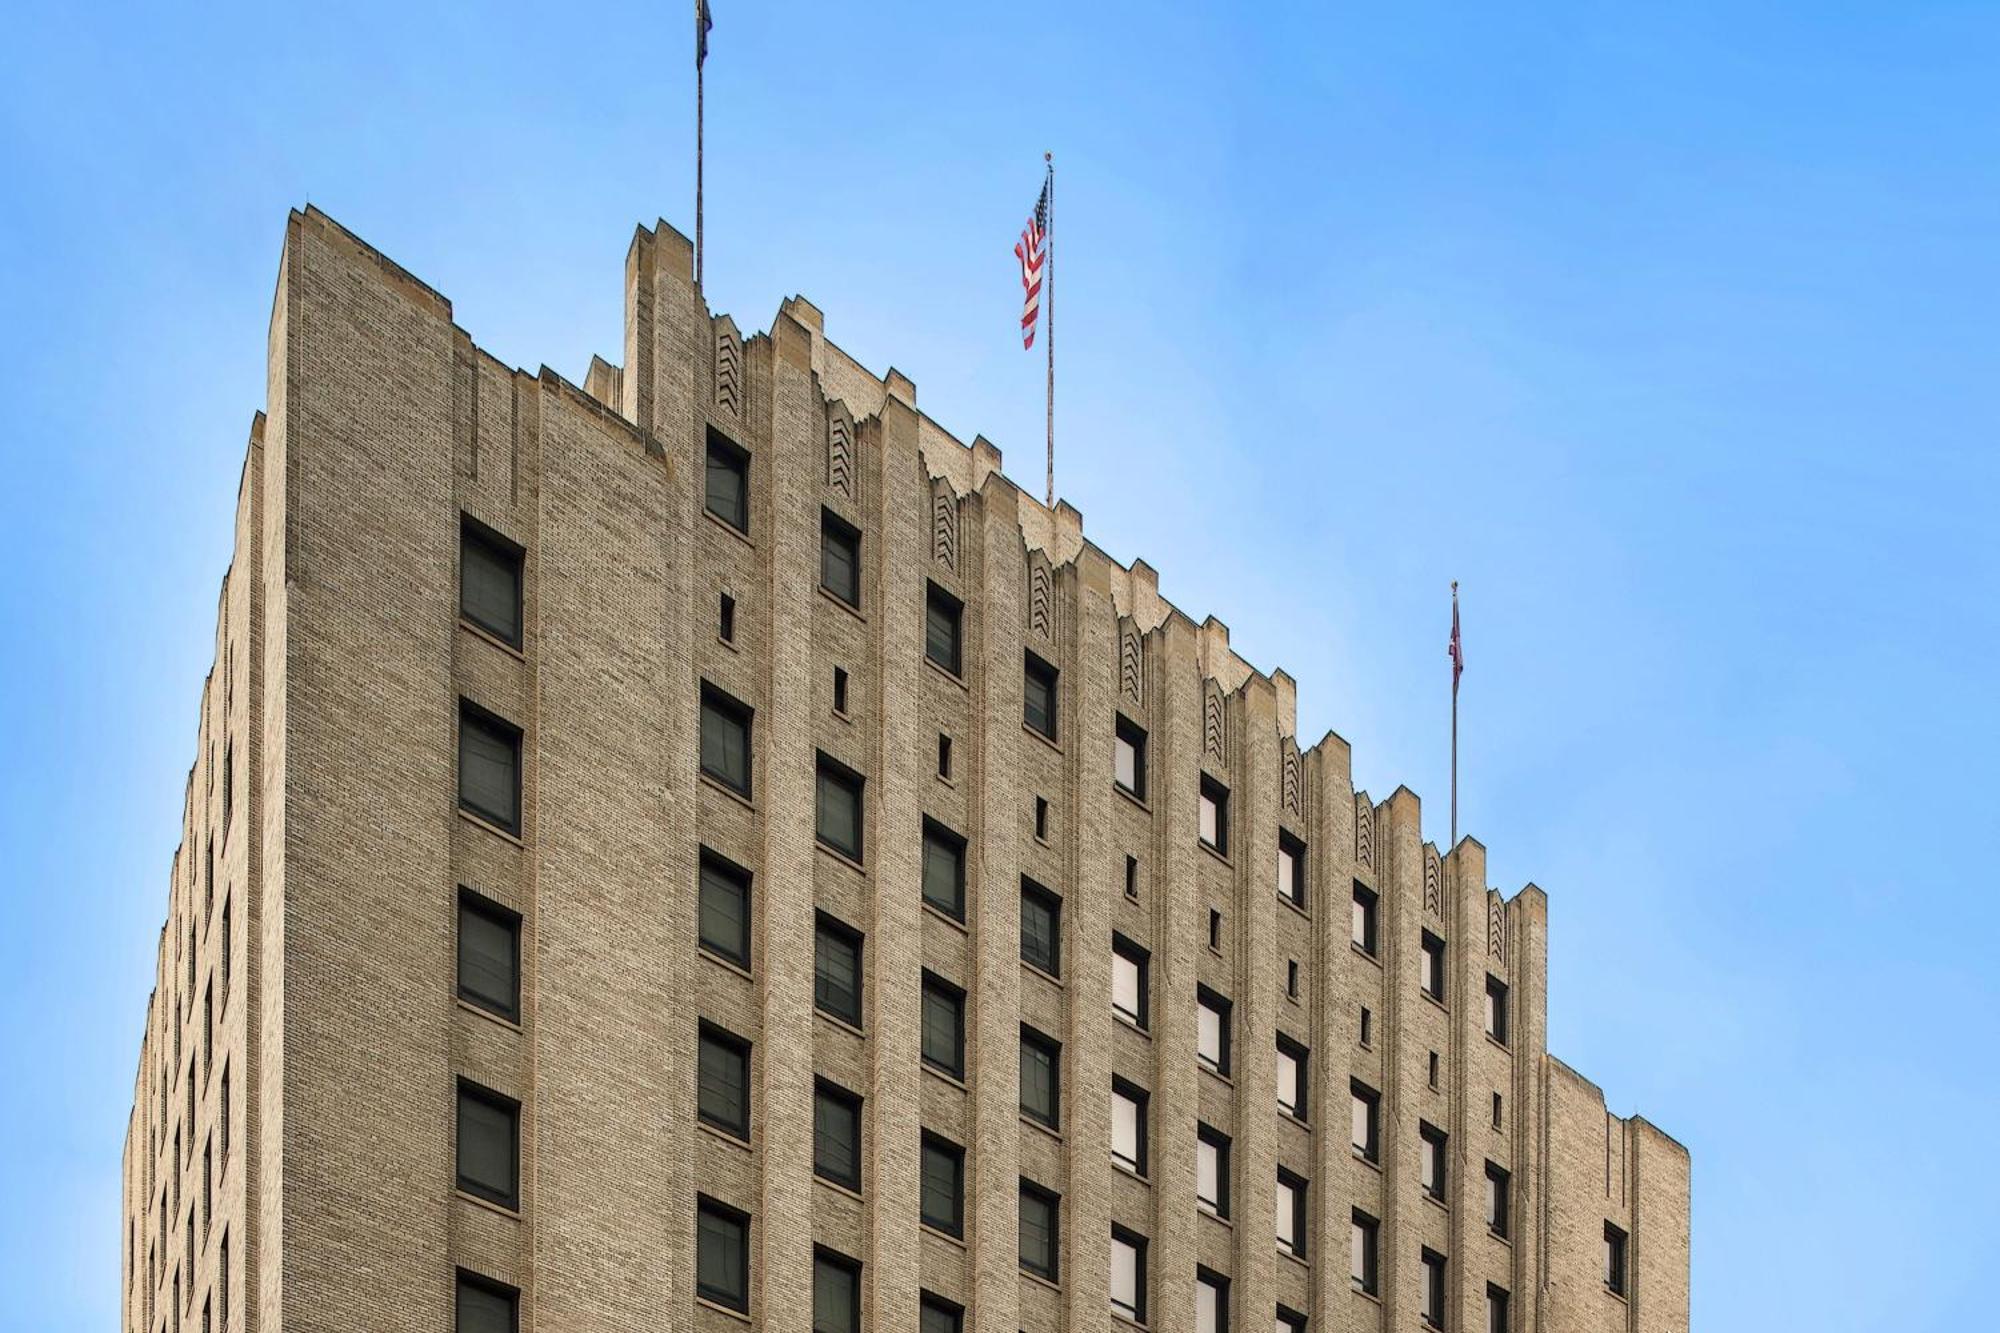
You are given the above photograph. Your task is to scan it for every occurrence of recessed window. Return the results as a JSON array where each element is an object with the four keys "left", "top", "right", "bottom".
[
  {"left": 815, "top": 752, "right": 864, "bottom": 861},
  {"left": 925, "top": 582, "right": 963, "bottom": 675},
  {"left": 1208, "top": 907, "right": 1222, "bottom": 952},
  {"left": 921, "top": 972, "right": 965, "bottom": 1079},
  {"left": 699, "top": 683, "right": 753, "bottom": 797},
  {"left": 1277, "top": 1305, "right": 1307, "bottom": 1333},
  {"left": 820, "top": 508, "right": 861, "bottom": 607},
  {"left": 1351, "top": 1209, "right": 1380, "bottom": 1295},
  {"left": 1033, "top": 794, "right": 1050, "bottom": 841},
  {"left": 1485, "top": 976, "right": 1510, "bottom": 1045},
  {"left": 1277, "top": 830, "right": 1306, "bottom": 908},
  {"left": 919, "top": 1293, "right": 964, "bottom": 1333},
  {"left": 1114, "top": 715, "right": 1147, "bottom": 798},
  {"left": 832, "top": 666, "right": 849, "bottom": 715},
  {"left": 1110, "top": 1226, "right": 1147, "bottom": 1323},
  {"left": 922, "top": 819, "right": 967, "bottom": 920},
  {"left": 814, "top": 913, "right": 863, "bottom": 1027},
  {"left": 456, "top": 1080, "right": 519, "bottom": 1210},
  {"left": 1112, "top": 934, "right": 1149, "bottom": 1029},
  {"left": 813, "top": 1079, "right": 862, "bottom": 1192},
  {"left": 1195, "top": 1268, "right": 1228, "bottom": 1333},
  {"left": 1485, "top": 1162, "right": 1511, "bottom": 1239},
  {"left": 1487, "top": 1283, "right": 1511, "bottom": 1333},
  {"left": 1020, "top": 1025, "right": 1061, "bottom": 1129},
  {"left": 1351, "top": 881, "right": 1378, "bottom": 955},
  {"left": 1286, "top": 959, "right": 1300, "bottom": 1000},
  {"left": 813, "top": 1249, "right": 861, "bottom": 1333},
  {"left": 1604, "top": 1222, "right": 1628, "bottom": 1296},
  {"left": 458, "top": 700, "right": 522, "bottom": 834},
  {"left": 1351, "top": 1080, "right": 1381, "bottom": 1163},
  {"left": 1421, "top": 1249, "right": 1447, "bottom": 1329},
  {"left": 697, "top": 1023, "right": 751, "bottom": 1141},
  {"left": 457, "top": 889, "right": 520, "bottom": 1021},
  {"left": 1420, "top": 1122, "right": 1448, "bottom": 1198},
  {"left": 1018, "top": 1180, "right": 1060, "bottom": 1281},
  {"left": 1276, "top": 1167, "right": 1307, "bottom": 1256},
  {"left": 1111, "top": 1078, "right": 1148, "bottom": 1174},
  {"left": 697, "top": 851, "right": 751, "bottom": 968},
  {"left": 1276, "top": 1035, "right": 1308, "bottom": 1120},
  {"left": 718, "top": 592, "right": 735, "bottom": 643},
  {"left": 1429, "top": 1051, "right": 1441, "bottom": 1090},
  {"left": 459, "top": 515, "right": 523, "bottom": 647},
  {"left": 1198, "top": 774, "right": 1229, "bottom": 854},
  {"left": 1493, "top": 1091, "right": 1504, "bottom": 1129},
  {"left": 1196, "top": 1123, "right": 1231, "bottom": 1218},
  {"left": 937, "top": 733, "right": 953, "bottom": 779},
  {"left": 1359, "top": 1005, "right": 1373, "bottom": 1047},
  {"left": 921, "top": 1133, "right": 965, "bottom": 1237},
  {"left": 1124, "top": 854, "right": 1139, "bottom": 900},
  {"left": 695, "top": 1196, "right": 750, "bottom": 1312},
  {"left": 1421, "top": 931, "right": 1447, "bottom": 1002},
  {"left": 1196, "top": 987, "right": 1232, "bottom": 1076},
  {"left": 457, "top": 1270, "right": 519, "bottom": 1333},
  {"left": 1020, "top": 878, "right": 1062, "bottom": 976},
  {"left": 1024, "top": 651, "right": 1059, "bottom": 739},
  {"left": 704, "top": 428, "right": 750, "bottom": 533}
]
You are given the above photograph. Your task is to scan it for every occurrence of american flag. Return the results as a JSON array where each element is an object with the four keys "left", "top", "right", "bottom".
[{"left": 1015, "top": 176, "right": 1050, "bottom": 349}]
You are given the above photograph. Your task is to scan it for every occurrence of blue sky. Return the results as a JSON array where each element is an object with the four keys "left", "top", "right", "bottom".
[{"left": 3, "top": 1, "right": 1996, "bottom": 1327}]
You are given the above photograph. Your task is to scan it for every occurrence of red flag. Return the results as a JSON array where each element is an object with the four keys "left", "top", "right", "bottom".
[{"left": 1449, "top": 583, "right": 1463, "bottom": 696}]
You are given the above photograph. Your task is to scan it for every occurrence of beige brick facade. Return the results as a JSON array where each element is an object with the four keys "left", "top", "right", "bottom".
[{"left": 120, "top": 206, "right": 1689, "bottom": 1333}]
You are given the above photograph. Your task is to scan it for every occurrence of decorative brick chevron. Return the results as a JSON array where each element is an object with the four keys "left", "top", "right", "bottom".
[
  {"left": 1281, "top": 739, "right": 1302, "bottom": 818},
  {"left": 1425, "top": 846, "right": 1443, "bottom": 918},
  {"left": 1355, "top": 792, "right": 1374, "bottom": 869},
  {"left": 931, "top": 477, "right": 958, "bottom": 572},
  {"left": 827, "top": 404, "right": 855, "bottom": 500},
  {"left": 1120, "top": 622, "right": 1143, "bottom": 702},
  {"left": 1489, "top": 891, "right": 1506, "bottom": 960},
  {"left": 1203, "top": 682, "right": 1226, "bottom": 764},
  {"left": 1028, "top": 558, "right": 1053, "bottom": 641}
]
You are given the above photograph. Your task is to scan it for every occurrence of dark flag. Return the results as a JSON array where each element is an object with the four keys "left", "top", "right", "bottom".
[{"left": 697, "top": 0, "right": 713, "bottom": 68}]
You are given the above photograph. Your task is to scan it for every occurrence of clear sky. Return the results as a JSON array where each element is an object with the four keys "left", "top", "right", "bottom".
[{"left": 3, "top": 1, "right": 1996, "bottom": 1328}]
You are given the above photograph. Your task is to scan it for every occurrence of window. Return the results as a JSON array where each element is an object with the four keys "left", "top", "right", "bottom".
[
  {"left": 718, "top": 592, "right": 735, "bottom": 643},
  {"left": 1420, "top": 1122, "right": 1448, "bottom": 1198},
  {"left": 920, "top": 972, "right": 965, "bottom": 1078},
  {"left": 699, "top": 684, "right": 753, "bottom": 797},
  {"left": 458, "top": 890, "right": 520, "bottom": 1020},
  {"left": 1277, "top": 830, "right": 1306, "bottom": 908},
  {"left": 1421, "top": 1249, "right": 1447, "bottom": 1329},
  {"left": 814, "top": 913, "right": 863, "bottom": 1026},
  {"left": 813, "top": 1080, "right": 863, "bottom": 1191},
  {"left": 1020, "top": 1026, "right": 1061, "bottom": 1129},
  {"left": 220, "top": 893, "right": 231, "bottom": 995},
  {"left": 695, "top": 1197, "right": 750, "bottom": 1312},
  {"left": 1486, "top": 1284, "right": 1511, "bottom": 1333},
  {"left": 1024, "top": 652, "right": 1059, "bottom": 739},
  {"left": 1033, "top": 794, "right": 1050, "bottom": 840},
  {"left": 1276, "top": 1035, "right": 1308, "bottom": 1120},
  {"left": 1198, "top": 775, "right": 1230, "bottom": 854},
  {"left": 920, "top": 1133, "right": 965, "bottom": 1237},
  {"left": 1485, "top": 1163, "right": 1511, "bottom": 1238},
  {"left": 705, "top": 428, "right": 749, "bottom": 532},
  {"left": 1020, "top": 878, "right": 1061, "bottom": 975},
  {"left": 937, "top": 733, "right": 953, "bottom": 779},
  {"left": 1429, "top": 1051, "right": 1441, "bottom": 1089},
  {"left": 698, "top": 1024, "right": 751, "bottom": 1140},
  {"left": 1604, "top": 1222, "right": 1628, "bottom": 1295},
  {"left": 1359, "top": 1005, "right": 1372, "bottom": 1047},
  {"left": 832, "top": 666, "right": 849, "bottom": 715},
  {"left": 1111, "top": 1078, "right": 1148, "bottom": 1174},
  {"left": 1111, "top": 934, "right": 1149, "bottom": 1028},
  {"left": 1493, "top": 1091, "right": 1504, "bottom": 1130},
  {"left": 202, "top": 1138, "right": 212, "bottom": 1235},
  {"left": 460, "top": 515, "right": 524, "bottom": 647},
  {"left": 1196, "top": 987, "right": 1232, "bottom": 1076},
  {"left": 1277, "top": 1305, "right": 1307, "bottom": 1333},
  {"left": 1196, "top": 1123, "right": 1231, "bottom": 1218},
  {"left": 218, "top": 1232, "right": 228, "bottom": 1329},
  {"left": 697, "top": 851, "right": 751, "bottom": 968},
  {"left": 1019, "top": 1180, "right": 1060, "bottom": 1281},
  {"left": 925, "top": 582, "right": 963, "bottom": 675},
  {"left": 1276, "top": 1168, "right": 1307, "bottom": 1256},
  {"left": 1124, "top": 854, "right": 1139, "bottom": 900},
  {"left": 1110, "top": 1227, "right": 1147, "bottom": 1322},
  {"left": 813, "top": 1250, "right": 861, "bottom": 1333},
  {"left": 1350, "top": 1080, "right": 1380, "bottom": 1162},
  {"left": 458, "top": 701, "right": 522, "bottom": 833},
  {"left": 219, "top": 1065, "right": 229, "bottom": 1159},
  {"left": 457, "top": 1270, "right": 519, "bottom": 1333},
  {"left": 922, "top": 819, "right": 966, "bottom": 920},
  {"left": 1351, "top": 882, "right": 1377, "bottom": 955},
  {"left": 1286, "top": 959, "right": 1300, "bottom": 1000},
  {"left": 456, "top": 1080, "right": 519, "bottom": 1210},
  {"left": 820, "top": 508, "right": 861, "bottom": 607},
  {"left": 1196, "top": 1269, "right": 1229, "bottom": 1333},
  {"left": 815, "top": 753, "right": 864, "bottom": 860},
  {"left": 222, "top": 739, "right": 234, "bottom": 837},
  {"left": 1114, "top": 716, "right": 1147, "bottom": 798},
  {"left": 1420, "top": 931, "right": 1447, "bottom": 1002},
  {"left": 1208, "top": 907, "right": 1222, "bottom": 952},
  {"left": 1485, "top": 976, "right": 1509, "bottom": 1045},
  {"left": 920, "top": 1293, "right": 964, "bottom": 1333}
]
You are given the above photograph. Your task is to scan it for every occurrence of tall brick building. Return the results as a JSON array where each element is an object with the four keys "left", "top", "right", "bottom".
[{"left": 121, "top": 207, "right": 1688, "bottom": 1333}]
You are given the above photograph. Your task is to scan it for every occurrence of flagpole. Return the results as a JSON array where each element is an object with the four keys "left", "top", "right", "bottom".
[
  {"left": 1450, "top": 580, "right": 1459, "bottom": 849},
  {"left": 695, "top": 2, "right": 706, "bottom": 289},
  {"left": 1043, "top": 151, "right": 1055, "bottom": 509}
]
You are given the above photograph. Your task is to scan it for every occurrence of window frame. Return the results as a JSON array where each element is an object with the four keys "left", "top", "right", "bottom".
[
  {"left": 1351, "top": 1079, "right": 1381, "bottom": 1163},
  {"left": 814, "top": 912, "right": 864, "bottom": 1027},
  {"left": 1111, "top": 933, "right": 1150, "bottom": 1029},
  {"left": 1486, "top": 1161, "right": 1512, "bottom": 1239},
  {"left": 920, "top": 971, "right": 966, "bottom": 1079},
  {"left": 1019, "top": 876, "right": 1062, "bottom": 976},
  {"left": 812, "top": 1247, "right": 862, "bottom": 1333},
  {"left": 1276, "top": 1033, "right": 1309, "bottom": 1121},
  {"left": 1421, "top": 1248, "right": 1448, "bottom": 1329},
  {"left": 1351, "top": 1209, "right": 1380, "bottom": 1294},
  {"left": 704, "top": 427, "right": 751, "bottom": 533},
  {"left": 695, "top": 1195, "right": 751, "bottom": 1313},
  {"left": 697, "top": 849, "right": 753, "bottom": 970},
  {"left": 1110, "top": 1225, "right": 1148, "bottom": 1323},
  {"left": 1195, "top": 1266, "right": 1230, "bottom": 1333},
  {"left": 1198, "top": 773, "right": 1231, "bottom": 855},
  {"left": 819, "top": 507, "right": 862, "bottom": 608},
  {"left": 919, "top": 1293, "right": 964, "bottom": 1333},
  {"left": 813, "top": 1078, "right": 863, "bottom": 1193},
  {"left": 459, "top": 514, "right": 525, "bottom": 648},
  {"left": 1023, "top": 650, "right": 1060, "bottom": 740},
  {"left": 1604, "top": 1221, "right": 1629, "bottom": 1296},
  {"left": 699, "top": 682, "right": 754, "bottom": 798},
  {"left": 1276, "top": 1166, "right": 1308, "bottom": 1257},
  {"left": 1196, "top": 1121, "right": 1232, "bottom": 1218},
  {"left": 814, "top": 751, "right": 865, "bottom": 861},
  {"left": 1420, "top": 930, "right": 1447, "bottom": 1003},
  {"left": 1351, "top": 881, "right": 1379, "bottom": 956},
  {"left": 1196, "top": 985, "right": 1233, "bottom": 1077},
  {"left": 1485, "top": 975, "right": 1510, "bottom": 1045},
  {"left": 1018, "top": 1179, "right": 1061, "bottom": 1282},
  {"left": 457, "top": 699, "right": 523, "bottom": 834},
  {"left": 924, "top": 581, "right": 964, "bottom": 676},
  {"left": 1277, "top": 829, "right": 1307, "bottom": 909},
  {"left": 920, "top": 1132, "right": 966, "bottom": 1238},
  {"left": 1019, "top": 1024, "right": 1062, "bottom": 1130},
  {"left": 455, "top": 1079, "right": 520, "bottom": 1211},
  {"left": 1111, "top": 1076, "right": 1149, "bottom": 1176},
  {"left": 456, "top": 1268, "right": 520, "bottom": 1333},
  {"left": 921, "top": 817, "right": 968, "bottom": 921},
  {"left": 1113, "top": 714, "right": 1147, "bottom": 799},
  {"left": 1420, "top": 1120, "right": 1449, "bottom": 1198},
  {"left": 697, "top": 1022, "right": 752, "bottom": 1142},
  {"left": 456, "top": 887, "right": 521, "bottom": 1023}
]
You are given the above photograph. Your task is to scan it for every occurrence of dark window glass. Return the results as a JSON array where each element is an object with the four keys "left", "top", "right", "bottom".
[
  {"left": 696, "top": 1197, "right": 750, "bottom": 1311},
  {"left": 832, "top": 666, "right": 849, "bottom": 715},
  {"left": 1278, "top": 829, "right": 1307, "bottom": 907},
  {"left": 1351, "top": 1210, "right": 1380, "bottom": 1294},
  {"left": 813, "top": 1250, "right": 860, "bottom": 1333},
  {"left": 920, "top": 1132, "right": 965, "bottom": 1236},
  {"left": 460, "top": 516, "right": 524, "bottom": 646},
  {"left": 937, "top": 733, "right": 953, "bottom": 779},
  {"left": 1020, "top": 878, "right": 1061, "bottom": 975},
  {"left": 457, "top": 1271, "right": 519, "bottom": 1333},
  {"left": 814, "top": 1080, "right": 862, "bottom": 1191},
  {"left": 456, "top": 1081, "right": 519, "bottom": 1209},
  {"left": 922, "top": 819, "right": 966, "bottom": 919},
  {"left": 1352, "top": 882, "right": 1378, "bottom": 955},
  {"left": 1486, "top": 975, "right": 1510, "bottom": 1044},
  {"left": 1486, "top": 1162, "right": 1511, "bottom": 1239},
  {"left": 1422, "top": 1249, "right": 1447, "bottom": 1328},
  {"left": 718, "top": 592, "right": 735, "bottom": 642},
  {"left": 1421, "top": 930, "right": 1447, "bottom": 1002},
  {"left": 821, "top": 509, "right": 861, "bottom": 607},
  {"left": 1487, "top": 1283, "right": 1511, "bottom": 1333},
  {"left": 1020, "top": 1026, "right": 1061, "bottom": 1129},
  {"left": 698, "top": 852, "right": 751, "bottom": 968},
  {"left": 1604, "top": 1222, "right": 1628, "bottom": 1295},
  {"left": 1018, "top": 1180, "right": 1060, "bottom": 1281},
  {"left": 1114, "top": 715, "right": 1147, "bottom": 798},
  {"left": 700, "top": 684, "right": 753, "bottom": 797},
  {"left": 814, "top": 914, "right": 863, "bottom": 1026},
  {"left": 815, "top": 753, "right": 864, "bottom": 860},
  {"left": 1351, "top": 1080, "right": 1381, "bottom": 1162},
  {"left": 1198, "top": 774, "right": 1230, "bottom": 854},
  {"left": 458, "top": 701, "right": 522, "bottom": 833},
  {"left": 919, "top": 1293, "right": 963, "bottom": 1333},
  {"left": 921, "top": 973, "right": 965, "bottom": 1078},
  {"left": 1278, "top": 1305, "right": 1307, "bottom": 1333},
  {"left": 1023, "top": 652, "right": 1059, "bottom": 739},
  {"left": 1111, "top": 934, "right": 1149, "bottom": 1029},
  {"left": 925, "top": 582, "right": 963, "bottom": 675},
  {"left": 698, "top": 1024, "right": 751, "bottom": 1140},
  {"left": 705, "top": 430, "right": 749, "bottom": 532},
  {"left": 1421, "top": 1121, "right": 1449, "bottom": 1197},
  {"left": 458, "top": 889, "right": 520, "bottom": 1021}
]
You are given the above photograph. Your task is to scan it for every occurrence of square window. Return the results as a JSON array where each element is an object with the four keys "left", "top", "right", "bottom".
[
  {"left": 921, "top": 1133, "right": 964, "bottom": 1237},
  {"left": 1114, "top": 716, "right": 1147, "bottom": 798},
  {"left": 1196, "top": 987, "right": 1232, "bottom": 1076},
  {"left": 1111, "top": 1078, "right": 1148, "bottom": 1175},
  {"left": 1604, "top": 1222, "right": 1628, "bottom": 1295},
  {"left": 459, "top": 516, "right": 523, "bottom": 647},
  {"left": 705, "top": 429, "right": 750, "bottom": 532},
  {"left": 1198, "top": 774, "right": 1230, "bottom": 854},
  {"left": 1112, "top": 934, "right": 1149, "bottom": 1029},
  {"left": 457, "top": 1270, "right": 519, "bottom": 1333},
  {"left": 699, "top": 684, "right": 753, "bottom": 797},
  {"left": 922, "top": 819, "right": 967, "bottom": 920},
  {"left": 697, "top": 851, "right": 751, "bottom": 968},
  {"left": 1197, "top": 1123, "right": 1231, "bottom": 1217},
  {"left": 1276, "top": 1167, "right": 1307, "bottom": 1256},
  {"left": 1276, "top": 1035, "right": 1308, "bottom": 1120},
  {"left": 815, "top": 752, "right": 864, "bottom": 860},
  {"left": 1421, "top": 1249, "right": 1447, "bottom": 1329},
  {"left": 1018, "top": 1180, "right": 1060, "bottom": 1281},
  {"left": 814, "top": 1080, "right": 862, "bottom": 1192},
  {"left": 1421, "top": 931, "right": 1447, "bottom": 1002},
  {"left": 1352, "top": 1209, "right": 1380, "bottom": 1290},
  {"left": 698, "top": 1023, "right": 751, "bottom": 1141},
  {"left": 1485, "top": 976, "right": 1510, "bottom": 1045},
  {"left": 1020, "top": 878, "right": 1061, "bottom": 976},
  {"left": 458, "top": 889, "right": 520, "bottom": 1020},
  {"left": 1024, "top": 651, "right": 1059, "bottom": 739},
  {"left": 813, "top": 1249, "right": 860, "bottom": 1333},
  {"left": 458, "top": 700, "right": 522, "bottom": 833},
  {"left": 1486, "top": 1162, "right": 1511, "bottom": 1239},
  {"left": 921, "top": 972, "right": 965, "bottom": 1079},
  {"left": 1350, "top": 1080, "right": 1381, "bottom": 1163},
  {"left": 1351, "top": 882, "right": 1377, "bottom": 955},
  {"left": 1020, "top": 1026, "right": 1061, "bottom": 1129},
  {"left": 1421, "top": 1121, "right": 1448, "bottom": 1198},
  {"left": 925, "top": 582, "right": 963, "bottom": 675},
  {"left": 696, "top": 1196, "right": 750, "bottom": 1312},
  {"left": 920, "top": 1293, "right": 963, "bottom": 1333},
  {"left": 1487, "top": 1283, "right": 1511, "bottom": 1333},
  {"left": 456, "top": 1080, "right": 519, "bottom": 1210},
  {"left": 820, "top": 508, "right": 861, "bottom": 607},
  {"left": 1277, "top": 830, "right": 1306, "bottom": 908},
  {"left": 1196, "top": 1268, "right": 1228, "bottom": 1333},
  {"left": 1110, "top": 1227, "right": 1147, "bottom": 1322},
  {"left": 814, "top": 913, "right": 863, "bottom": 1027}
]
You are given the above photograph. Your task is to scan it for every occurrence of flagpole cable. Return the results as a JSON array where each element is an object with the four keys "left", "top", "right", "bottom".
[{"left": 1044, "top": 151, "right": 1055, "bottom": 509}]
